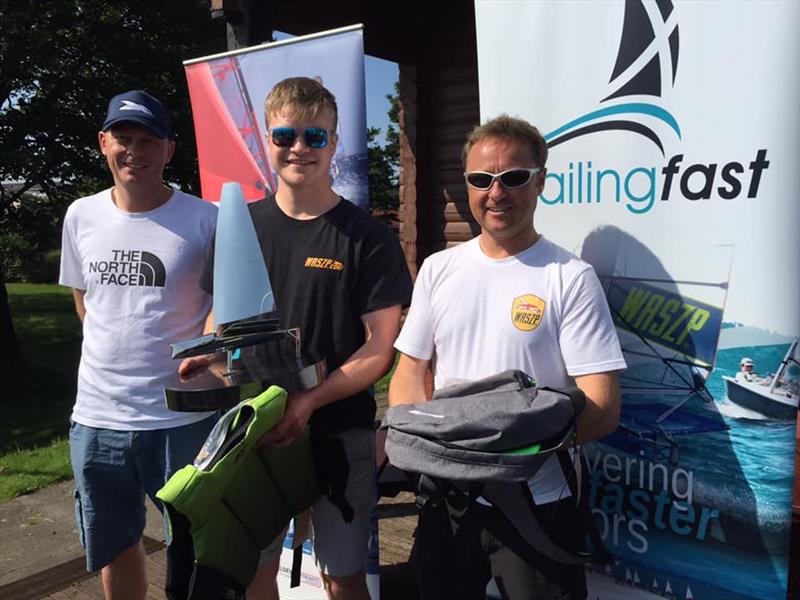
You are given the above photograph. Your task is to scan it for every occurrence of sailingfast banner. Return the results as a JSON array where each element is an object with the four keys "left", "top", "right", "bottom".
[
  {"left": 183, "top": 25, "right": 369, "bottom": 207},
  {"left": 475, "top": 1, "right": 799, "bottom": 598}
]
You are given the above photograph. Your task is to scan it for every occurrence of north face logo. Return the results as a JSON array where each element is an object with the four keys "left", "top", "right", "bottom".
[{"left": 88, "top": 250, "right": 166, "bottom": 287}]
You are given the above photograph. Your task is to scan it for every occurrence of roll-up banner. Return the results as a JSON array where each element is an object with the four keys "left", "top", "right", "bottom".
[
  {"left": 183, "top": 25, "right": 369, "bottom": 208},
  {"left": 475, "top": 1, "right": 798, "bottom": 598},
  {"left": 182, "top": 26, "right": 378, "bottom": 600}
]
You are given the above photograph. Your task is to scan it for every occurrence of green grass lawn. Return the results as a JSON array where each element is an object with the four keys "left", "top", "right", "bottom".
[
  {"left": 0, "top": 283, "right": 82, "bottom": 501},
  {"left": 0, "top": 439, "right": 72, "bottom": 502},
  {"left": 374, "top": 352, "right": 399, "bottom": 394},
  {"left": 0, "top": 283, "right": 401, "bottom": 503}
]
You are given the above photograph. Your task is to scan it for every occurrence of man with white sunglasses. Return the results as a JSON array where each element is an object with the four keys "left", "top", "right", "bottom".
[{"left": 389, "top": 114, "right": 625, "bottom": 599}]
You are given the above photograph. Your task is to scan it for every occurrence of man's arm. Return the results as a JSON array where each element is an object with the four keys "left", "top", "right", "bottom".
[
  {"left": 71, "top": 288, "right": 87, "bottom": 323},
  {"left": 391, "top": 358, "right": 619, "bottom": 440},
  {"left": 259, "top": 304, "right": 403, "bottom": 448},
  {"left": 574, "top": 370, "right": 621, "bottom": 444},
  {"left": 387, "top": 352, "right": 431, "bottom": 407}
]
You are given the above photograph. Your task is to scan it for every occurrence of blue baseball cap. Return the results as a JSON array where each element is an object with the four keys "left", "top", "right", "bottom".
[{"left": 101, "top": 90, "right": 170, "bottom": 138}]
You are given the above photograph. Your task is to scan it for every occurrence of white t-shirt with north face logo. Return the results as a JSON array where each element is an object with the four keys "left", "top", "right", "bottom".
[
  {"left": 60, "top": 188, "right": 217, "bottom": 430},
  {"left": 394, "top": 236, "right": 626, "bottom": 504}
]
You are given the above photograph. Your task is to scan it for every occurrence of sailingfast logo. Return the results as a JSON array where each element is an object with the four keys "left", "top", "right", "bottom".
[
  {"left": 89, "top": 250, "right": 166, "bottom": 286},
  {"left": 540, "top": 0, "right": 770, "bottom": 215}
]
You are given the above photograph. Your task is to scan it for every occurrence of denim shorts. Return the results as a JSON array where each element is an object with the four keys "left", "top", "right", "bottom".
[
  {"left": 69, "top": 416, "right": 217, "bottom": 572},
  {"left": 260, "top": 427, "right": 377, "bottom": 577}
]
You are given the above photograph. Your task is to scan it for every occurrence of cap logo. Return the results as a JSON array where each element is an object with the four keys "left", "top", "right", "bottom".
[{"left": 119, "top": 100, "right": 154, "bottom": 116}]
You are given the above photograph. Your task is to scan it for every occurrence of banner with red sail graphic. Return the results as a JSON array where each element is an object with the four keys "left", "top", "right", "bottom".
[{"left": 184, "top": 26, "right": 368, "bottom": 207}]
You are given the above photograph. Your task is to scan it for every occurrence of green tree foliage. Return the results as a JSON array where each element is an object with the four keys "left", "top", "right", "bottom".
[
  {"left": 367, "top": 82, "right": 400, "bottom": 213},
  {"left": 0, "top": 0, "right": 226, "bottom": 259},
  {"left": 0, "top": 0, "right": 225, "bottom": 365},
  {"left": 1, "top": 188, "right": 63, "bottom": 282}
]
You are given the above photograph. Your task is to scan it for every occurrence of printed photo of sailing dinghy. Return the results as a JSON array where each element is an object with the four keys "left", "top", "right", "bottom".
[
  {"left": 579, "top": 227, "right": 791, "bottom": 600},
  {"left": 720, "top": 340, "right": 799, "bottom": 420},
  {"left": 580, "top": 226, "right": 731, "bottom": 467}
]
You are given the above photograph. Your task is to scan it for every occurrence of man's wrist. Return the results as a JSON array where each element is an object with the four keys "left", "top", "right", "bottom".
[{"left": 295, "top": 384, "right": 325, "bottom": 412}]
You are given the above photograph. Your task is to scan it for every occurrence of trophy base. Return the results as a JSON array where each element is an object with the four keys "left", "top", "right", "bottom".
[{"left": 164, "top": 359, "right": 326, "bottom": 412}]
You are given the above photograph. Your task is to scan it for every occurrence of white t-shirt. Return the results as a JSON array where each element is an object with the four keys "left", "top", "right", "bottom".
[
  {"left": 395, "top": 236, "right": 626, "bottom": 503},
  {"left": 60, "top": 188, "right": 217, "bottom": 430}
]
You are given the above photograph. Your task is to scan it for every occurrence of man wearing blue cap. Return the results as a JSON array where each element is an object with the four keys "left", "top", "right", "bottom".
[{"left": 59, "top": 90, "right": 218, "bottom": 598}]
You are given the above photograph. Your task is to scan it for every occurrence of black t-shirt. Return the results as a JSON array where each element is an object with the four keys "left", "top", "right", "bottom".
[{"left": 202, "top": 195, "right": 412, "bottom": 431}]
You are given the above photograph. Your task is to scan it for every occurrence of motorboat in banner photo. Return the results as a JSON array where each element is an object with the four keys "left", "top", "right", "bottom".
[{"left": 720, "top": 340, "right": 799, "bottom": 420}]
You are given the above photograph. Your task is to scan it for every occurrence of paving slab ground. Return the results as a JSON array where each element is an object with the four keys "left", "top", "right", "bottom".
[
  {"left": 0, "top": 481, "right": 417, "bottom": 600},
  {"left": 0, "top": 480, "right": 165, "bottom": 588},
  {"left": 0, "top": 395, "right": 416, "bottom": 597}
]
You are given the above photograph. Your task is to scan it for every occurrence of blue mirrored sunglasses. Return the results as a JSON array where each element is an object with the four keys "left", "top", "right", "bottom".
[
  {"left": 269, "top": 127, "right": 331, "bottom": 148},
  {"left": 464, "top": 167, "right": 542, "bottom": 191}
]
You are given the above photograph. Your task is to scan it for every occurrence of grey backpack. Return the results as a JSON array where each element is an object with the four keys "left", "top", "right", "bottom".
[
  {"left": 383, "top": 370, "right": 584, "bottom": 482},
  {"left": 382, "top": 369, "right": 609, "bottom": 565}
]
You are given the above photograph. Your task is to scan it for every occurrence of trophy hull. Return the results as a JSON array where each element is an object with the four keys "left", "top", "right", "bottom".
[{"left": 164, "top": 352, "right": 326, "bottom": 412}]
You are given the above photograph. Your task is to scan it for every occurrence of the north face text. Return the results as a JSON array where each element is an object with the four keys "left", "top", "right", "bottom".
[{"left": 89, "top": 250, "right": 166, "bottom": 287}]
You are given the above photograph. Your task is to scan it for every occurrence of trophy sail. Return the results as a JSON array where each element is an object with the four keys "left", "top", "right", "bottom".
[{"left": 164, "top": 182, "right": 325, "bottom": 411}]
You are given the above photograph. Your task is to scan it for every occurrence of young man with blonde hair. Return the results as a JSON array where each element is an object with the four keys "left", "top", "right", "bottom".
[
  {"left": 389, "top": 114, "right": 625, "bottom": 599},
  {"left": 181, "top": 77, "right": 411, "bottom": 600}
]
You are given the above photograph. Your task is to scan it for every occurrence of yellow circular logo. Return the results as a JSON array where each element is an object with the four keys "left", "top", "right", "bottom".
[{"left": 511, "top": 294, "right": 545, "bottom": 332}]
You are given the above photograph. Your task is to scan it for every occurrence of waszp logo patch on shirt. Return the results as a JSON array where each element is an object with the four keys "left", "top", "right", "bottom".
[
  {"left": 511, "top": 294, "right": 545, "bottom": 331},
  {"left": 304, "top": 257, "right": 344, "bottom": 271}
]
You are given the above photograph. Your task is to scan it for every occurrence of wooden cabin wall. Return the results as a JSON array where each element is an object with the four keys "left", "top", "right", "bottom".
[
  {"left": 396, "top": 7, "right": 481, "bottom": 273},
  {"left": 396, "top": 65, "right": 418, "bottom": 279}
]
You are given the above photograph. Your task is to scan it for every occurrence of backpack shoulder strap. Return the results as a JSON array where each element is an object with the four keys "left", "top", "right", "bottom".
[
  {"left": 557, "top": 448, "right": 612, "bottom": 564},
  {"left": 479, "top": 449, "right": 611, "bottom": 566},
  {"left": 482, "top": 481, "right": 605, "bottom": 565}
]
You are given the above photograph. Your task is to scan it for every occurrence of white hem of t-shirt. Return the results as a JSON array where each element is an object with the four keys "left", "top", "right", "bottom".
[{"left": 71, "top": 410, "right": 216, "bottom": 432}]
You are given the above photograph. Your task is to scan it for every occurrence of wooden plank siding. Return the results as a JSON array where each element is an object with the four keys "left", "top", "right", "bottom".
[
  {"left": 409, "top": 16, "right": 480, "bottom": 265},
  {"left": 397, "top": 65, "right": 419, "bottom": 279}
]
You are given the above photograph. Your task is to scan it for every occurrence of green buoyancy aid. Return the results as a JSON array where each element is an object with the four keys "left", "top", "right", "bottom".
[{"left": 156, "top": 385, "right": 322, "bottom": 590}]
